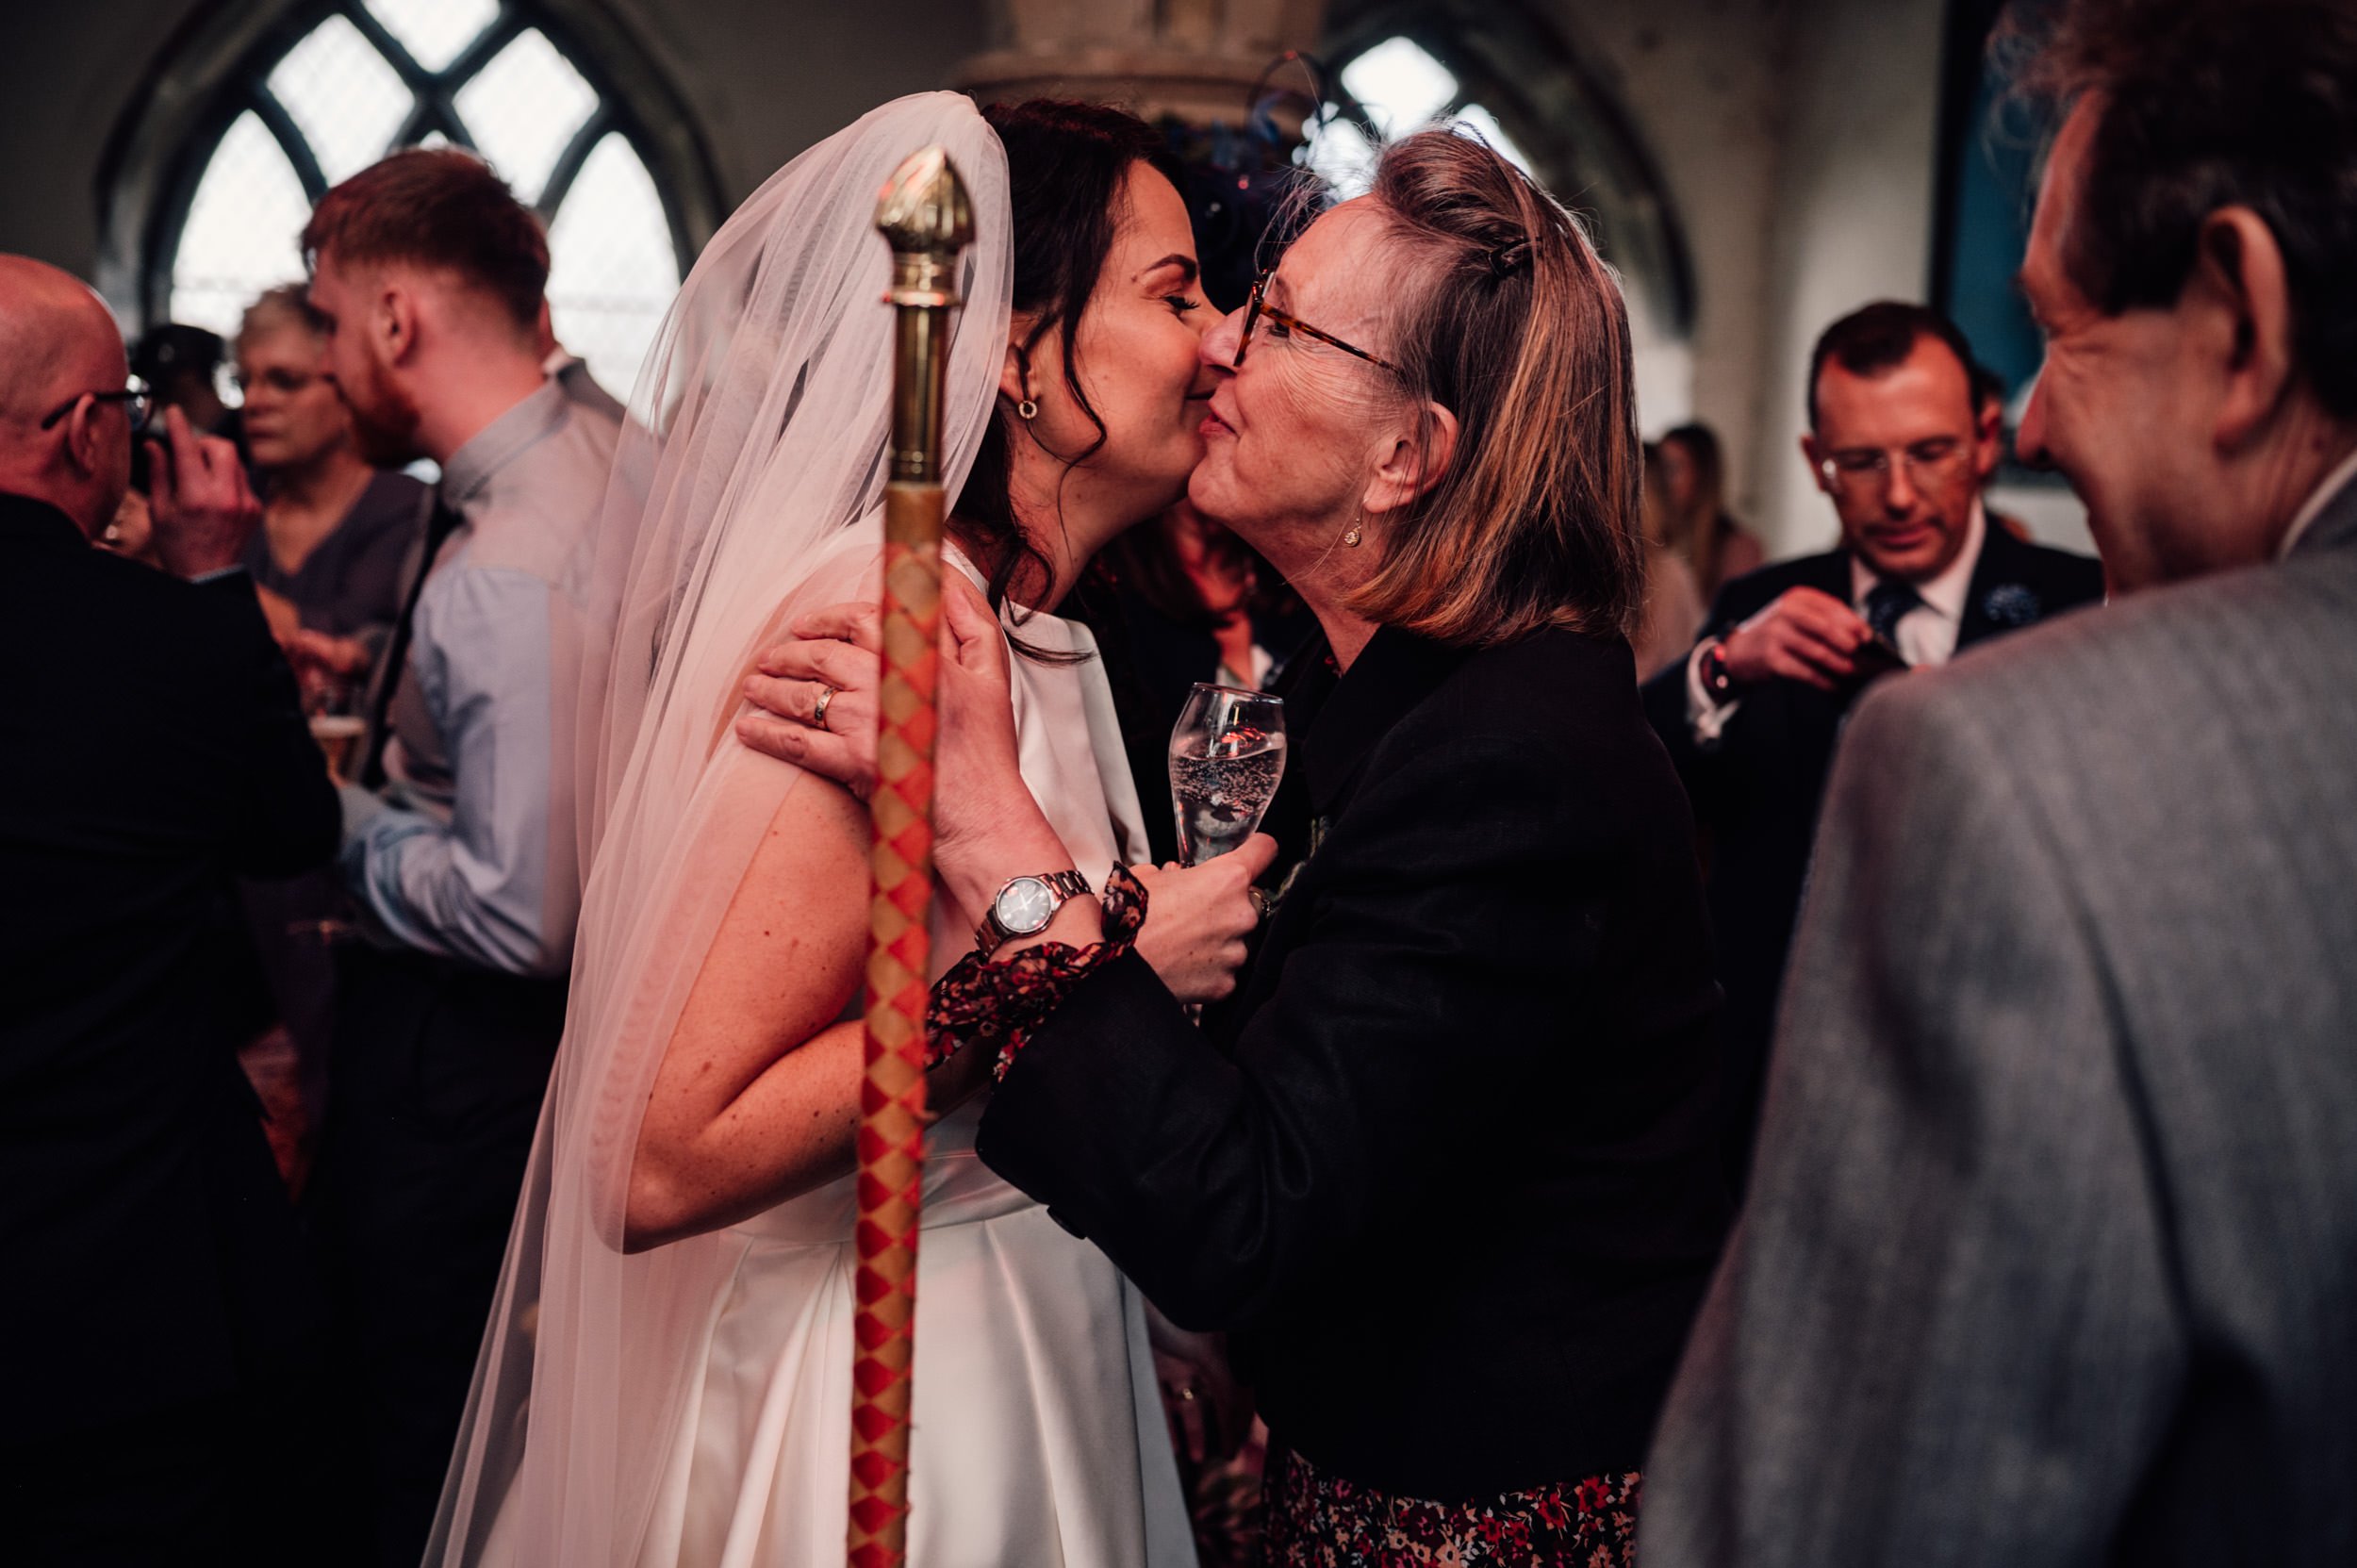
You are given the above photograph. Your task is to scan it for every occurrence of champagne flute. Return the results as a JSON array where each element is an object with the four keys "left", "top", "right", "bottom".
[
  {"left": 305, "top": 670, "right": 366, "bottom": 784},
  {"left": 1167, "top": 683, "right": 1286, "bottom": 866}
]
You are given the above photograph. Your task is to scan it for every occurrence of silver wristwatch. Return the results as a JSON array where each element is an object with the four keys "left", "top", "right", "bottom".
[{"left": 974, "top": 869, "right": 1093, "bottom": 955}]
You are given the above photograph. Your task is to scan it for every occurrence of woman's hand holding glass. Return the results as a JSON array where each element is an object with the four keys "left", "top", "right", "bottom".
[{"left": 1130, "top": 840, "right": 1275, "bottom": 1003}]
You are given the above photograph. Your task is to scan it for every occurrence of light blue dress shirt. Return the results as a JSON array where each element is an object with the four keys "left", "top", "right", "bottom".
[{"left": 341, "top": 378, "right": 622, "bottom": 977}]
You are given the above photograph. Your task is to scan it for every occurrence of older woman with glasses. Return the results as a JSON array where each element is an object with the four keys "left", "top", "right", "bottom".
[{"left": 748, "top": 128, "right": 1729, "bottom": 1566}]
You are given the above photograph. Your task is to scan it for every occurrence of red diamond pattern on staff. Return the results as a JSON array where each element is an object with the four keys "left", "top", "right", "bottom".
[{"left": 846, "top": 518, "right": 942, "bottom": 1568}]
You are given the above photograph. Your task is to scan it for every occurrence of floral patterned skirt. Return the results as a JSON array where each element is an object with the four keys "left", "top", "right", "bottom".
[{"left": 1261, "top": 1446, "right": 1641, "bottom": 1567}]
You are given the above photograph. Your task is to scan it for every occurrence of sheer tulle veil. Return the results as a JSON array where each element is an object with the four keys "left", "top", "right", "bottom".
[{"left": 425, "top": 92, "right": 1014, "bottom": 1565}]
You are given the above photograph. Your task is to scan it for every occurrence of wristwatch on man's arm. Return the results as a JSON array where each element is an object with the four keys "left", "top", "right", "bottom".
[{"left": 974, "top": 869, "right": 1094, "bottom": 956}]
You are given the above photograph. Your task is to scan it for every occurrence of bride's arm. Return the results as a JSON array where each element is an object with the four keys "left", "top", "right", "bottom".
[{"left": 621, "top": 775, "right": 871, "bottom": 1252}]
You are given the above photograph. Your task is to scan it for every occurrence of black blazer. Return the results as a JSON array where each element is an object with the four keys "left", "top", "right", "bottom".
[
  {"left": 1640, "top": 525, "right": 2106, "bottom": 1177},
  {"left": 979, "top": 624, "right": 1730, "bottom": 1498},
  {"left": 0, "top": 493, "right": 339, "bottom": 1433}
]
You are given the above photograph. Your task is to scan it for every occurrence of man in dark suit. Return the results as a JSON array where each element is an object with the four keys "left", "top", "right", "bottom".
[
  {"left": 1641, "top": 301, "right": 2104, "bottom": 1178},
  {"left": 1641, "top": 3, "right": 2357, "bottom": 1561},
  {"left": 0, "top": 256, "right": 340, "bottom": 1563}
]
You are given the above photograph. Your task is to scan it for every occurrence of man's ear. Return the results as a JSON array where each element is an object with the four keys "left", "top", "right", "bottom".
[
  {"left": 1362, "top": 401, "right": 1459, "bottom": 519},
  {"left": 60, "top": 398, "right": 107, "bottom": 481},
  {"left": 1801, "top": 431, "right": 1833, "bottom": 495},
  {"left": 1972, "top": 396, "right": 2004, "bottom": 482},
  {"left": 2192, "top": 206, "right": 2298, "bottom": 453},
  {"left": 376, "top": 276, "right": 420, "bottom": 368}
]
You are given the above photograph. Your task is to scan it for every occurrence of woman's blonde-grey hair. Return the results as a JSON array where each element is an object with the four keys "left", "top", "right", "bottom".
[
  {"left": 235, "top": 283, "right": 326, "bottom": 354},
  {"left": 1352, "top": 128, "right": 1646, "bottom": 647}
]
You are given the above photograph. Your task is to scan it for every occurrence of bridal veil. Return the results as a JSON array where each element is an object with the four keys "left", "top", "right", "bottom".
[{"left": 424, "top": 91, "right": 1014, "bottom": 1566}]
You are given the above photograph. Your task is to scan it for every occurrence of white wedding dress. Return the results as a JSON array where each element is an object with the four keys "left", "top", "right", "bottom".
[
  {"left": 619, "top": 543, "right": 1191, "bottom": 1568},
  {"left": 426, "top": 93, "right": 1192, "bottom": 1568}
]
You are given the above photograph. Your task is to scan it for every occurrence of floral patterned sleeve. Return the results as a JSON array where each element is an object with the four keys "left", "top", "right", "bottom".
[{"left": 926, "top": 864, "right": 1148, "bottom": 1083}]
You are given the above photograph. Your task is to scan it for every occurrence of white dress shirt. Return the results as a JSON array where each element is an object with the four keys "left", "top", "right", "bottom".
[{"left": 1687, "top": 502, "right": 1987, "bottom": 743}]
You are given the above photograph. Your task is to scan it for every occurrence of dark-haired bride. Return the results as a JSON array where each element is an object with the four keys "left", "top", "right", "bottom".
[{"left": 425, "top": 91, "right": 1260, "bottom": 1567}]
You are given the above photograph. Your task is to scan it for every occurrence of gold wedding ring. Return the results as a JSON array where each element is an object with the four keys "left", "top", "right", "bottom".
[{"left": 812, "top": 684, "right": 836, "bottom": 732}]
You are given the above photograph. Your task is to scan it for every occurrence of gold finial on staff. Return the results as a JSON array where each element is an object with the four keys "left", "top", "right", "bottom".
[
  {"left": 875, "top": 146, "right": 976, "bottom": 484},
  {"left": 847, "top": 144, "right": 971, "bottom": 1568}
]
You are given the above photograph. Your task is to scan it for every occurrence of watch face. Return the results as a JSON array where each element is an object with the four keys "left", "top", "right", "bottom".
[{"left": 994, "top": 877, "right": 1056, "bottom": 934}]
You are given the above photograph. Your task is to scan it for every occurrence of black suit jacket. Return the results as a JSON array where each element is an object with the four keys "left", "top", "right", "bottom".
[
  {"left": 980, "top": 625, "right": 1730, "bottom": 1498},
  {"left": 1639, "top": 524, "right": 2106, "bottom": 1176},
  {"left": 0, "top": 493, "right": 338, "bottom": 1433}
]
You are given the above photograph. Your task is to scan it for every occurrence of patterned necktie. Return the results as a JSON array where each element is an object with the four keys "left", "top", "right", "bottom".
[{"left": 1862, "top": 576, "right": 1925, "bottom": 649}]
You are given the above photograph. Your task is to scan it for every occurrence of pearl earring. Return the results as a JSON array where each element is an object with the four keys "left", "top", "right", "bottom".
[{"left": 1016, "top": 398, "right": 1039, "bottom": 421}]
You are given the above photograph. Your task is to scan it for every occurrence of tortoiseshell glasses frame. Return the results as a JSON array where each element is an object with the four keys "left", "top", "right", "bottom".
[{"left": 1233, "top": 270, "right": 1398, "bottom": 372}]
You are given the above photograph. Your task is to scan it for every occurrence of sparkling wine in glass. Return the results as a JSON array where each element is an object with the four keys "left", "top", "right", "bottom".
[
  {"left": 1167, "top": 683, "right": 1287, "bottom": 866},
  {"left": 306, "top": 674, "right": 365, "bottom": 784}
]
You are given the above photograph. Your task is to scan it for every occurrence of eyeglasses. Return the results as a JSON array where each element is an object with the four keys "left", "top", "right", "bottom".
[
  {"left": 39, "top": 375, "right": 153, "bottom": 433},
  {"left": 235, "top": 366, "right": 321, "bottom": 398},
  {"left": 1818, "top": 437, "right": 1972, "bottom": 496},
  {"left": 1234, "top": 270, "right": 1398, "bottom": 372}
]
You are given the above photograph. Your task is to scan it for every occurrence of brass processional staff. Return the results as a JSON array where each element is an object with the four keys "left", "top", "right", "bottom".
[{"left": 848, "top": 147, "right": 973, "bottom": 1568}]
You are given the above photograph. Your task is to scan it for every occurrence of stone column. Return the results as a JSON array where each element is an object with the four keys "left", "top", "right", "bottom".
[{"left": 954, "top": 0, "right": 1328, "bottom": 125}]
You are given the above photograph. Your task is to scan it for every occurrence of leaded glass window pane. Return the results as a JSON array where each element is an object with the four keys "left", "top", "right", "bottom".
[
  {"left": 1342, "top": 39, "right": 1459, "bottom": 138},
  {"left": 453, "top": 28, "right": 599, "bottom": 203},
  {"left": 170, "top": 111, "right": 311, "bottom": 337},
  {"left": 160, "top": 5, "right": 688, "bottom": 396},
  {"left": 269, "top": 14, "right": 415, "bottom": 185},
  {"left": 366, "top": 0, "right": 500, "bottom": 72},
  {"left": 546, "top": 132, "right": 676, "bottom": 395}
]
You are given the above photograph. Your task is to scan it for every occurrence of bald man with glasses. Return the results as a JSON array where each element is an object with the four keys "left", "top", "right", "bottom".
[{"left": 0, "top": 255, "right": 338, "bottom": 1565}]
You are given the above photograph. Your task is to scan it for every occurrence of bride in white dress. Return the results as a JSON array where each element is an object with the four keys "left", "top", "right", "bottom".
[{"left": 425, "top": 92, "right": 1250, "bottom": 1567}]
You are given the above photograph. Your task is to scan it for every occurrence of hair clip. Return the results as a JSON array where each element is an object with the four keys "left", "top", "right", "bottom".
[{"left": 1489, "top": 239, "right": 1533, "bottom": 278}]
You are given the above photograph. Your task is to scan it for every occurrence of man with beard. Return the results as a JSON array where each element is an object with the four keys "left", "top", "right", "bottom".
[{"left": 299, "top": 147, "right": 622, "bottom": 1568}]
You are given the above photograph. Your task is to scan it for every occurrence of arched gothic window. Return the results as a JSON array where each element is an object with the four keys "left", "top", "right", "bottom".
[
  {"left": 125, "top": 0, "right": 708, "bottom": 398},
  {"left": 1301, "top": 21, "right": 1696, "bottom": 427}
]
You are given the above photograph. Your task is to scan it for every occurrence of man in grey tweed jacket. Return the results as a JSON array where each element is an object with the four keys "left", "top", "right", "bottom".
[{"left": 1640, "top": 2, "right": 2357, "bottom": 1562}]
